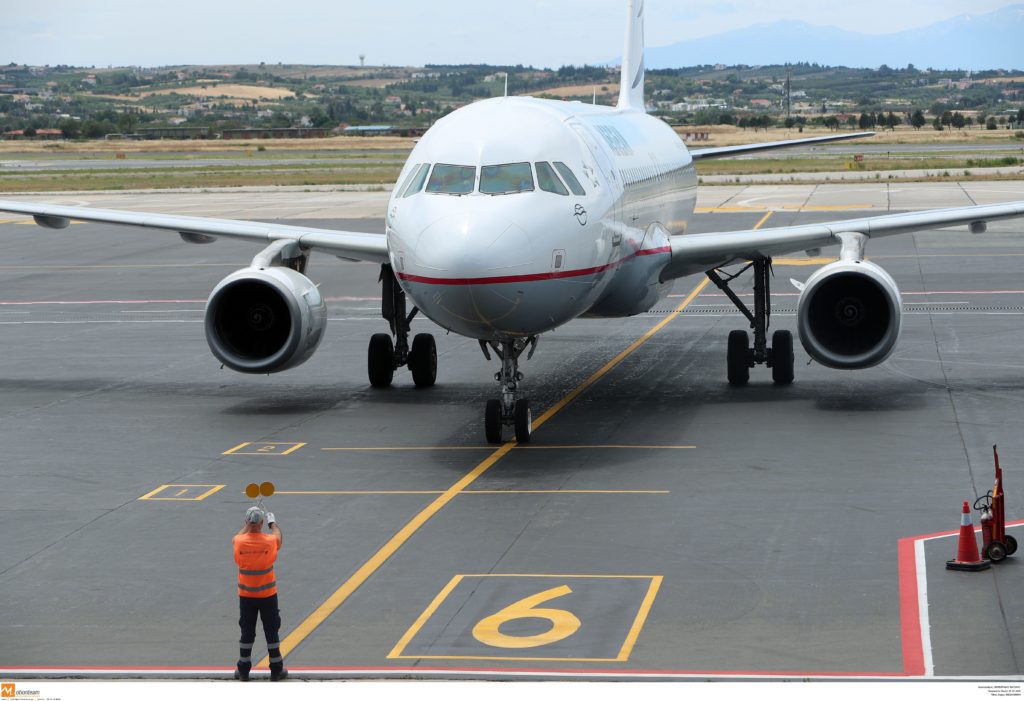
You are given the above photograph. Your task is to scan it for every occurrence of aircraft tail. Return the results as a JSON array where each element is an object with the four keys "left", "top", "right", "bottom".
[{"left": 617, "top": 0, "right": 646, "bottom": 111}]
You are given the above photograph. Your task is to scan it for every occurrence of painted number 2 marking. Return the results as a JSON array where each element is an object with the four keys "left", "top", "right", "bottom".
[{"left": 471, "top": 585, "right": 582, "bottom": 649}]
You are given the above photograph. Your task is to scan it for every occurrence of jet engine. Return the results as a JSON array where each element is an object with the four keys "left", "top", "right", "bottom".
[
  {"left": 205, "top": 266, "right": 327, "bottom": 374},
  {"left": 796, "top": 260, "right": 901, "bottom": 370}
]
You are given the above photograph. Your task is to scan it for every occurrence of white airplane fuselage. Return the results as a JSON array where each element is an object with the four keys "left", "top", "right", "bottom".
[{"left": 385, "top": 96, "right": 697, "bottom": 341}]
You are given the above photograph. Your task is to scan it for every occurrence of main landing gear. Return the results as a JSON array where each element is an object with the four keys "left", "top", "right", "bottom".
[
  {"left": 368, "top": 264, "right": 437, "bottom": 388},
  {"left": 480, "top": 337, "right": 538, "bottom": 444},
  {"left": 706, "top": 257, "right": 795, "bottom": 387}
]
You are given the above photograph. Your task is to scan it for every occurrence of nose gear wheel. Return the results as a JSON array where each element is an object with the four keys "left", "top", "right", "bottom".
[{"left": 480, "top": 337, "right": 537, "bottom": 444}]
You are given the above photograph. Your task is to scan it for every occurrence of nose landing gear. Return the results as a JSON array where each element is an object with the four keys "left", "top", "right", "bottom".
[
  {"left": 368, "top": 264, "right": 437, "bottom": 388},
  {"left": 481, "top": 337, "right": 538, "bottom": 444}
]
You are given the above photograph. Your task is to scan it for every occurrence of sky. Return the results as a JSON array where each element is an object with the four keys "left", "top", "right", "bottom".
[{"left": 1, "top": 0, "right": 1020, "bottom": 69}]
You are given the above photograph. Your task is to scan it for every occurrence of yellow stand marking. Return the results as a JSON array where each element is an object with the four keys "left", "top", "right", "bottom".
[
  {"left": 223, "top": 441, "right": 306, "bottom": 456},
  {"left": 138, "top": 484, "right": 225, "bottom": 501},
  {"left": 260, "top": 213, "right": 773, "bottom": 667},
  {"left": 389, "top": 574, "right": 664, "bottom": 662}
]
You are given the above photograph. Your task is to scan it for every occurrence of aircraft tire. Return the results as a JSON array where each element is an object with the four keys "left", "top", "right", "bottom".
[
  {"left": 727, "top": 330, "right": 750, "bottom": 386},
  {"left": 513, "top": 398, "right": 532, "bottom": 444},
  {"left": 368, "top": 333, "right": 395, "bottom": 388},
  {"left": 409, "top": 333, "right": 437, "bottom": 388},
  {"left": 485, "top": 399, "right": 503, "bottom": 444},
  {"left": 771, "top": 330, "right": 795, "bottom": 386}
]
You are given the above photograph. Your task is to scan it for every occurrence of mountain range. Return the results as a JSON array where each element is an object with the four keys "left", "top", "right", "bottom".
[{"left": 634, "top": 4, "right": 1024, "bottom": 71}]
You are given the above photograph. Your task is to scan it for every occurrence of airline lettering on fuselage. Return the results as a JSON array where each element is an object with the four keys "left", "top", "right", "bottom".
[{"left": 594, "top": 124, "right": 634, "bottom": 157}]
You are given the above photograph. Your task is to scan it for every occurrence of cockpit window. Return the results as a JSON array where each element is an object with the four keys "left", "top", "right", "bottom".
[
  {"left": 400, "top": 163, "right": 431, "bottom": 198},
  {"left": 553, "top": 162, "right": 586, "bottom": 196},
  {"left": 535, "top": 162, "right": 569, "bottom": 196},
  {"left": 479, "top": 162, "right": 534, "bottom": 195},
  {"left": 426, "top": 164, "right": 476, "bottom": 195}
]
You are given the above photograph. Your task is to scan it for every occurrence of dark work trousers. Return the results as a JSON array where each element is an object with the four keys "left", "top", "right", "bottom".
[{"left": 237, "top": 594, "right": 282, "bottom": 674}]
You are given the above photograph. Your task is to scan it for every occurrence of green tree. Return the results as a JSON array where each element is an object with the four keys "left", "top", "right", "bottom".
[
  {"left": 886, "top": 112, "right": 902, "bottom": 130},
  {"left": 910, "top": 110, "right": 926, "bottom": 130},
  {"left": 951, "top": 112, "right": 966, "bottom": 130},
  {"left": 987, "top": 116, "right": 998, "bottom": 130},
  {"left": 941, "top": 111, "right": 953, "bottom": 129},
  {"left": 933, "top": 117, "right": 944, "bottom": 131}
]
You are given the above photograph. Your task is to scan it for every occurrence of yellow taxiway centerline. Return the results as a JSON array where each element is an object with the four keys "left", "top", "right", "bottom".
[{"left": 259, "top": 212, "right": 774, "bottom": 667}]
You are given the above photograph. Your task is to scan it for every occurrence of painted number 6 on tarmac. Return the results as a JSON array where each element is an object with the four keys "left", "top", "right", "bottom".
[{"left": 471, "top": 585, "right": 582, "bottom": 649}]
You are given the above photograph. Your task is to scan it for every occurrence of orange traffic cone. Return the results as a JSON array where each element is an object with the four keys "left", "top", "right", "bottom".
[{"left": 946, "top": 501, "right": 991, "bottom": 571}]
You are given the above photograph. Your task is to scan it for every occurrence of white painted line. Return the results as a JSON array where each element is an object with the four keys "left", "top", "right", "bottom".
[{"left": 914, "top": 538, "right": 935, "bottom": 677}]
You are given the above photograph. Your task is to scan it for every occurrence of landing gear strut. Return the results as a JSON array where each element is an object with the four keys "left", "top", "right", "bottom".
[
  {"left": 707, "top": 257, "right": 794, "bottom": 386},
  {"left": 480, "top": 337, "right": 538, "bottom": 444},
  {"left": 368, "top": 264, "right": 436, "bottom": 388}
]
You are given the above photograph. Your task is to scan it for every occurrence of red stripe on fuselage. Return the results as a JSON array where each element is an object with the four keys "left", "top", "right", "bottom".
[{"left": 397, "top": 247, "right": 671, "bottom": 286}]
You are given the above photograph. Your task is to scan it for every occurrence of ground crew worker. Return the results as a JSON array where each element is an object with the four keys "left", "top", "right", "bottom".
[{"left": 232, "top": 505, "right": 287, "bottom": 681}]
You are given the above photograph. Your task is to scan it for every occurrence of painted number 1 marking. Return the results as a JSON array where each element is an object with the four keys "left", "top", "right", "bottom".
[{"left": 471, "top": 585, "right": 582, "bottom": 649}]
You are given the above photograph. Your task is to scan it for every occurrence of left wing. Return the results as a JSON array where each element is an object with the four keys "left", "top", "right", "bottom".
[
  {"left": 0, "top": 199, "right": 389, "bottom": 263},
  {"left": 689, "top": 132, "right": 876, "bottom": 160},
  {"left": 662, "top": 201, "right": 1024, "bottom": 281}
]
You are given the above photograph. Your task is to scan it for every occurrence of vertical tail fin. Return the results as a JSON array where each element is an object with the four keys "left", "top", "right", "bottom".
[{"left": 617, "top": 0, "right": 646, "bottom": 111}]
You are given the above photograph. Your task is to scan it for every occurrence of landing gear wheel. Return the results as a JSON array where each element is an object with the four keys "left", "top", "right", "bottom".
[
  {"left": 409, "top": 333, "right": 437, "bottom": 388},
  {"left": 367, "top": 333, "right": 395, "bottom": 388},
  {"left": 484, "top": 399, "right": 503, "bottom": 444},
  {"left": 514, "top": 399, "right": 532, "bottom": 443},
  {"left": 771, "top": 330, "right": 795, "bottom": 386},
  {"left": 1005, "top": 535, "right": 1018, "bottom": 556},
  {"left": 986, "top": 541, "right": 1008, "bottom": 563},
  {"left": 727, "top": 330, "right": 751, "bottom": 386}
]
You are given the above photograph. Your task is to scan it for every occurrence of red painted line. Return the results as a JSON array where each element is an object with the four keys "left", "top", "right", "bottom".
[{"left": 398, "top": 248, "right": 670, "bottom": 286}]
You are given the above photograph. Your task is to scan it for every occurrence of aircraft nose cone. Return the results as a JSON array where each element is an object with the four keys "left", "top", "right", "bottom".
[{"left": 415, "top": 212, "right": 533, "bottom": 278}]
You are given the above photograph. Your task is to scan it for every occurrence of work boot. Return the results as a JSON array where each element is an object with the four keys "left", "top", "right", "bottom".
[
  {"left": 234, "top": 668, "right": 250, "bottom": 682},
  {"left": 270, "top": 667, "right": 288, "bottom": 682}
]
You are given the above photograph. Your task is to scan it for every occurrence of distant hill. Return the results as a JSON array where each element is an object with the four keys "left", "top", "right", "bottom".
[{"left": 635, "top": 4, "right": 1024, "bottom": 71}]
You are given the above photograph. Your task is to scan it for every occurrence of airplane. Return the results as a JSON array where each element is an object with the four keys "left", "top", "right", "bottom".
[{"left": 2, "top": 0, "right": 1023, "bottom": 445}]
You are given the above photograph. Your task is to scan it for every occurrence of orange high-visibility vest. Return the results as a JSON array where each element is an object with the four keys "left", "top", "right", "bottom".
[{"left": 233, "top": 533, "right": 279, "bottom": 598}]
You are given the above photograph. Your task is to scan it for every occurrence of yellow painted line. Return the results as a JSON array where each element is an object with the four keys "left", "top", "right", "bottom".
[
  {"left": 222, "top": 442, "right": 252, "bottom": 456},
  {"left": 617, "top": 576, "right": 663, "bottom": 661},
  {"left": 261, "top": 441, "right": 516, "bottom": 666},
  {"left": 387, "top": 574, "right": 465, "bottom": 659},
  {"left": 321, "top": 444, "right": 695, "bottom": 452},
  {"left": 274, "top": 490, "right": 670, "bottom": 496},
  {"left": 467, "top": 490, "right": 670, "bottom": 495},
  {"left": 261, "top": 261, "right": 724, "bottom": 667},
  {"left": 752, "top": 211, "right": 774, "bottom": 230},
  {"left": 516, "top": 444, "right": 696, "bottom": 450},
  {"left": 530, "top": 279, "right": 710, "bottom": 435},
  {"left": 279, "top": 442, "right": 306, "bottom": 455},
  {"left": 321, "top": 446, "right": 493, "bottom": 452}
]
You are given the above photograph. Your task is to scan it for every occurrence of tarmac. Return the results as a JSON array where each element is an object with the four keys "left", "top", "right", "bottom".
[{"left": 0, "top": 182, "right": 1023, "bottom": 681}]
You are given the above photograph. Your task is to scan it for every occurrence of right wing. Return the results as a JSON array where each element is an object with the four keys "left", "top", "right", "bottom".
[
  {"left": 689, "top": 132, "right": 876, "bottom": 160},
  {"left": 0, "top": 199, "right": 389, "bottom": 264},
  {"left": 663, "top": 201, "right": 1024, "bottom": 281}
]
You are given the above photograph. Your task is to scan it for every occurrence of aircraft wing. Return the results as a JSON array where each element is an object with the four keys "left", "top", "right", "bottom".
[
  {"left": 689, "top": 132, "right": 876, "bottom": 160},
  {"left": 0, "top": 199, "right": 390, "bottom": 264},
  {"left": 662, "top": 201, "right": 1024, "bottom": 281}
]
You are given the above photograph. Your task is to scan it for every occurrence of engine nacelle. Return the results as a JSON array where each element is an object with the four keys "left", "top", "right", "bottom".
[
  {"left": 797, "top": 260, "right": 901, "bottom": 370},
  {"left": 205, "top": 266, "right": 327, "bottom": 374}
]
